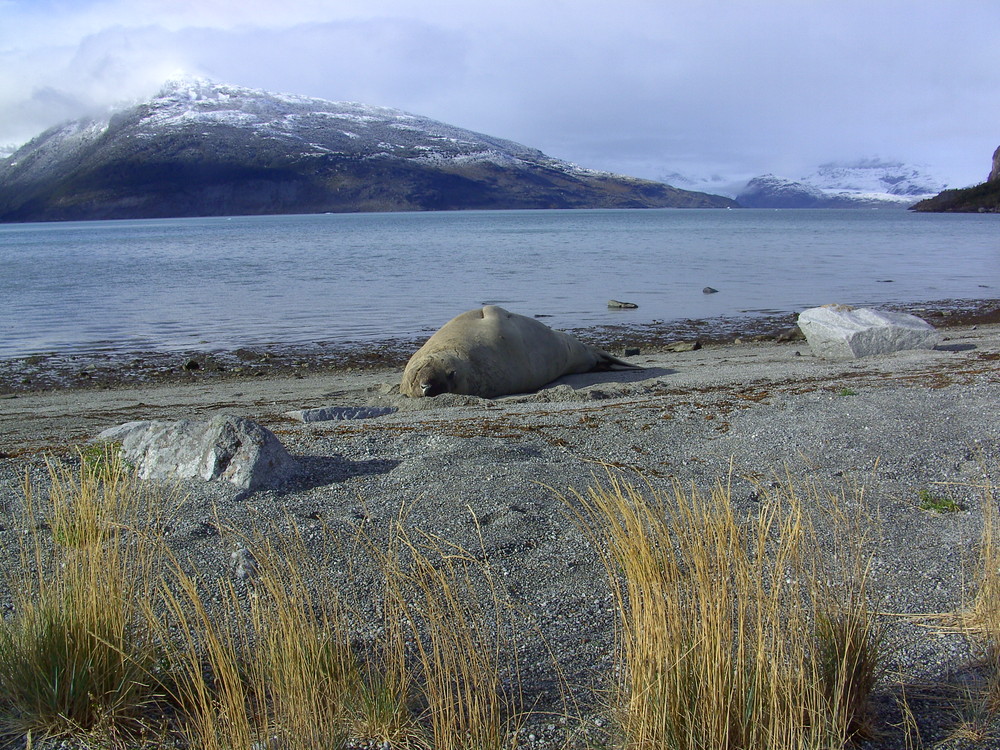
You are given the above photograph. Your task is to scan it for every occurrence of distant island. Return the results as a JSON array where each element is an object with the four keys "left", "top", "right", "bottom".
[
  {"left": 0, "top": 79, "right": 734, "bottom": 223},
  {"left": 910, "top": 146, "right": 1000, "bottom": 213}
]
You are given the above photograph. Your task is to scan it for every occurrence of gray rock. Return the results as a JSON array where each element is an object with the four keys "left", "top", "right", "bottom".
[
  {"left": 286, "top": 405, "right": 397, "bottom": 423},
  {"left": 231, "top": 547, "right": 259, "bottom": 580},
  {"left": 95, "top": 415, "right": 298, "bottom": 490},
  {"left": 377, "top": 391, "right": 487, "bottom": 411},
  {"left": 797, "top": 304, "right": 940, "bottom": 359},
  {"left": 607, "top": 299, "right": 638, "bottom": 309},
  {"left": 776, "top": 325, "right": 805, "bottom": 342},
  {"left": 702, "top": 286, "right": 719, "bottom": 294}
]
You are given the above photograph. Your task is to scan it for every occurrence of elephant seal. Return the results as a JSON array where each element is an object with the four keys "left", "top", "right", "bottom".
[{"left": 401, "top": 305, "right": 638, "bottom": 398}]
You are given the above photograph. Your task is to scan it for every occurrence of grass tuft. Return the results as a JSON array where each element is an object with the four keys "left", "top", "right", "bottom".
[
  {"left": 155, "top": 516, "right": 522, "bottom": 750},
  {"left": 378, "top": 528, "right": 523, "bottom": 750},
  {"left": 0, "top": 454, "right": 169, "bottom": 744},
  {"left": 967, "top": 478, "right": 1000, "bottom": 709},
  {"left": 917, "top": 488, "right": 962, "bottom": 513},
  {"left": 155, "top": 554, "right": 360, "bottom": 750},
  {"left": 565, "top": 474, "right": 882, "bottom": 750}
]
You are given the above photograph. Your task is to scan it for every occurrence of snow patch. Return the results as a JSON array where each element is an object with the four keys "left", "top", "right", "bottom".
[
  {"left": 802, "top": 159, "right": 945, "bottom": 197},
  {"left": 735, "top": 159, "right": 945, "bottom": 207}
]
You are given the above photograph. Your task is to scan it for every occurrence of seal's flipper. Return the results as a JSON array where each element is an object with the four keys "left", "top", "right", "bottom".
[{"left": 593, "top": 350, "right": 642, "bottom": 371}]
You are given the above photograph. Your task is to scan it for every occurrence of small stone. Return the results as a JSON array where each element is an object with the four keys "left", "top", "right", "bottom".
[
  {"left": 608, "top": 299, "right": 638, "bottom": 309},
  {"left": 702, "top": 286, "right": 719, "bottom": 294},
  {"left": 776, "top": 326, "right": 805, "bottom": 342},
  {"left": 664, "top": 340, "right": 701, "bottom": 353},
  {"left": 624, "top": 347, "right": 641, "bottom": 356},
  {"left": 183, "top": 359, "right": 201, "bottom": 371},
  {"left": 231, "top": 548, "right": 259, "bottom": 580}
]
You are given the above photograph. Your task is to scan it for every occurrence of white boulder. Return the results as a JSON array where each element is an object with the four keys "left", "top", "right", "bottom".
[
  {"left": 95, "top": 415, "right": 298, "bottom": 490},
  {"left": 797, "top": 304, "right": 941, "bottom": 359}
]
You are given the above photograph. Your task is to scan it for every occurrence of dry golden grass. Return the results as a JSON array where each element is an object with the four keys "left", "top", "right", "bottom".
[
  {"left": 960, "top": 477, "right": 1000, "bottom": 732},
  {"left": 0, "top": 449, "right": 172, "bottom": 745},
  {"left": 155, "top": 552, "right": 360, "bottom": 750},
  {"left": 374, "top": 526, "right": 523, "bottom": 750},
  {"left": 154, "top": 512, "right": 522, "bottom": 750},
  {"left": 0, "top": 452, "right": 900, "bottom": 750},
  {"left": 971, "top": 481, "right": 1000, "bottom": 647},
  {"left": 563, "top": 474, "right": 882, "bottom": 750}
]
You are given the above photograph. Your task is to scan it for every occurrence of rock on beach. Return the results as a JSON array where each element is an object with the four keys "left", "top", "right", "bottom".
[
  {"left": 798, "top": 304, "right": 941, "bottom": 359},
  {"left": 95, "top": 414, "right": 298, "bottom": 490}
]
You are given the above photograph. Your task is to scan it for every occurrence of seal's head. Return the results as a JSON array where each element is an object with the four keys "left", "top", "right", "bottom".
[{"left": 401, "top": 354, "right": 463, "bottom": 397}]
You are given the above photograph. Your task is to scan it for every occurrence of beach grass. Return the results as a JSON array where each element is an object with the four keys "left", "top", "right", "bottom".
[
  {"left": 160, "top": 522, "right": 525, "bottom": 750},
  {"left": 0, "top": 449, "right": 529, "bottom": 748},
  {"left": 373, "top": 524, "right": 524, "bottom": 750},
  {"left": 155, "top": 550, "right": 361, "bottom": 750},
  {"left": 965, "top": 478, "right": 1000, "bottom": 712},
  {"left": 19, "top": 452, "right": 1000, "bottom": 749},
  {"left": 0, "top": 450, "right": 170, "bottom": 745},
  {"left": 563, "top": 474, "right": 883, "bottom": 749}
]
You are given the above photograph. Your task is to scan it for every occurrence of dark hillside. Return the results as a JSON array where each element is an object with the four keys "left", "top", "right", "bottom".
[
  {"left": 0, "top": 79, "right": 734, "bottom": 222},
  {"left": 911, "top": 145, "right": 1000, "bottom": 213}
]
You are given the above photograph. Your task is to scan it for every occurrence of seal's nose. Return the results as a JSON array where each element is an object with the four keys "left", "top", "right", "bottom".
[{"left": 420, "top": 382, "right": 432, "bottom": 396}]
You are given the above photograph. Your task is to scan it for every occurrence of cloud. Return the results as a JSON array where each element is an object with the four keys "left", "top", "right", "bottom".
[
  {"left": 1, "top": 0, "right": 998, "bottom": 188},
  {"left": 0, "top": 16, "right": 469, "bottom": 143}
]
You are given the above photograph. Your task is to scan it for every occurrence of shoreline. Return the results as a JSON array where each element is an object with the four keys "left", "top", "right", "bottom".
[{"left": 3, "top": 297, "right": 998, "bottom": 396}]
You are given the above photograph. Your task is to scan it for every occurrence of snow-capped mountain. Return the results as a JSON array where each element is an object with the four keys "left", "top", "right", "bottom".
[
  {"left": 736, "top": 175, "right": 829, "bottom": 208},
  {"left": 803, "top": 159, "right": 945, "bottom": 197},
  {"left": 736, "top": 159, "right": 946, "bottom": 208},
  {"left": 0, "top": 78, "right": 733, "bottom": 222}
]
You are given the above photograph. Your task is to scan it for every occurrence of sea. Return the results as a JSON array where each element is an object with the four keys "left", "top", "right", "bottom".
[{"left": 1, "top": 208, "right": 998, "bottom": 361}]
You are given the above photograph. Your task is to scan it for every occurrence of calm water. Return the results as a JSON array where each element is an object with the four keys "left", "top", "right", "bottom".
[{"left": 1, "top": 209, "right": 998, "bottom": 359}]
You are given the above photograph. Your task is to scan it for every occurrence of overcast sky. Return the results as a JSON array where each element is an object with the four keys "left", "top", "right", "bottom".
[{"left": 1, "top": 0, "right": 998, "bottom": 194}]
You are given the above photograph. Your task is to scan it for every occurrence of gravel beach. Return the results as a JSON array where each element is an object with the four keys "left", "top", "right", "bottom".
[{"left": 1, "top": 319, "right": 999, "bottom": 748}]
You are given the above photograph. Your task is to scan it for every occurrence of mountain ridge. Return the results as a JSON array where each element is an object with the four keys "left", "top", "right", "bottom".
[
  {"left": 735, "top": 159, "right": 944, "bottom": 208},
  {"left": 0, "top": 79, "right": 734, "bottom": 222}
]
